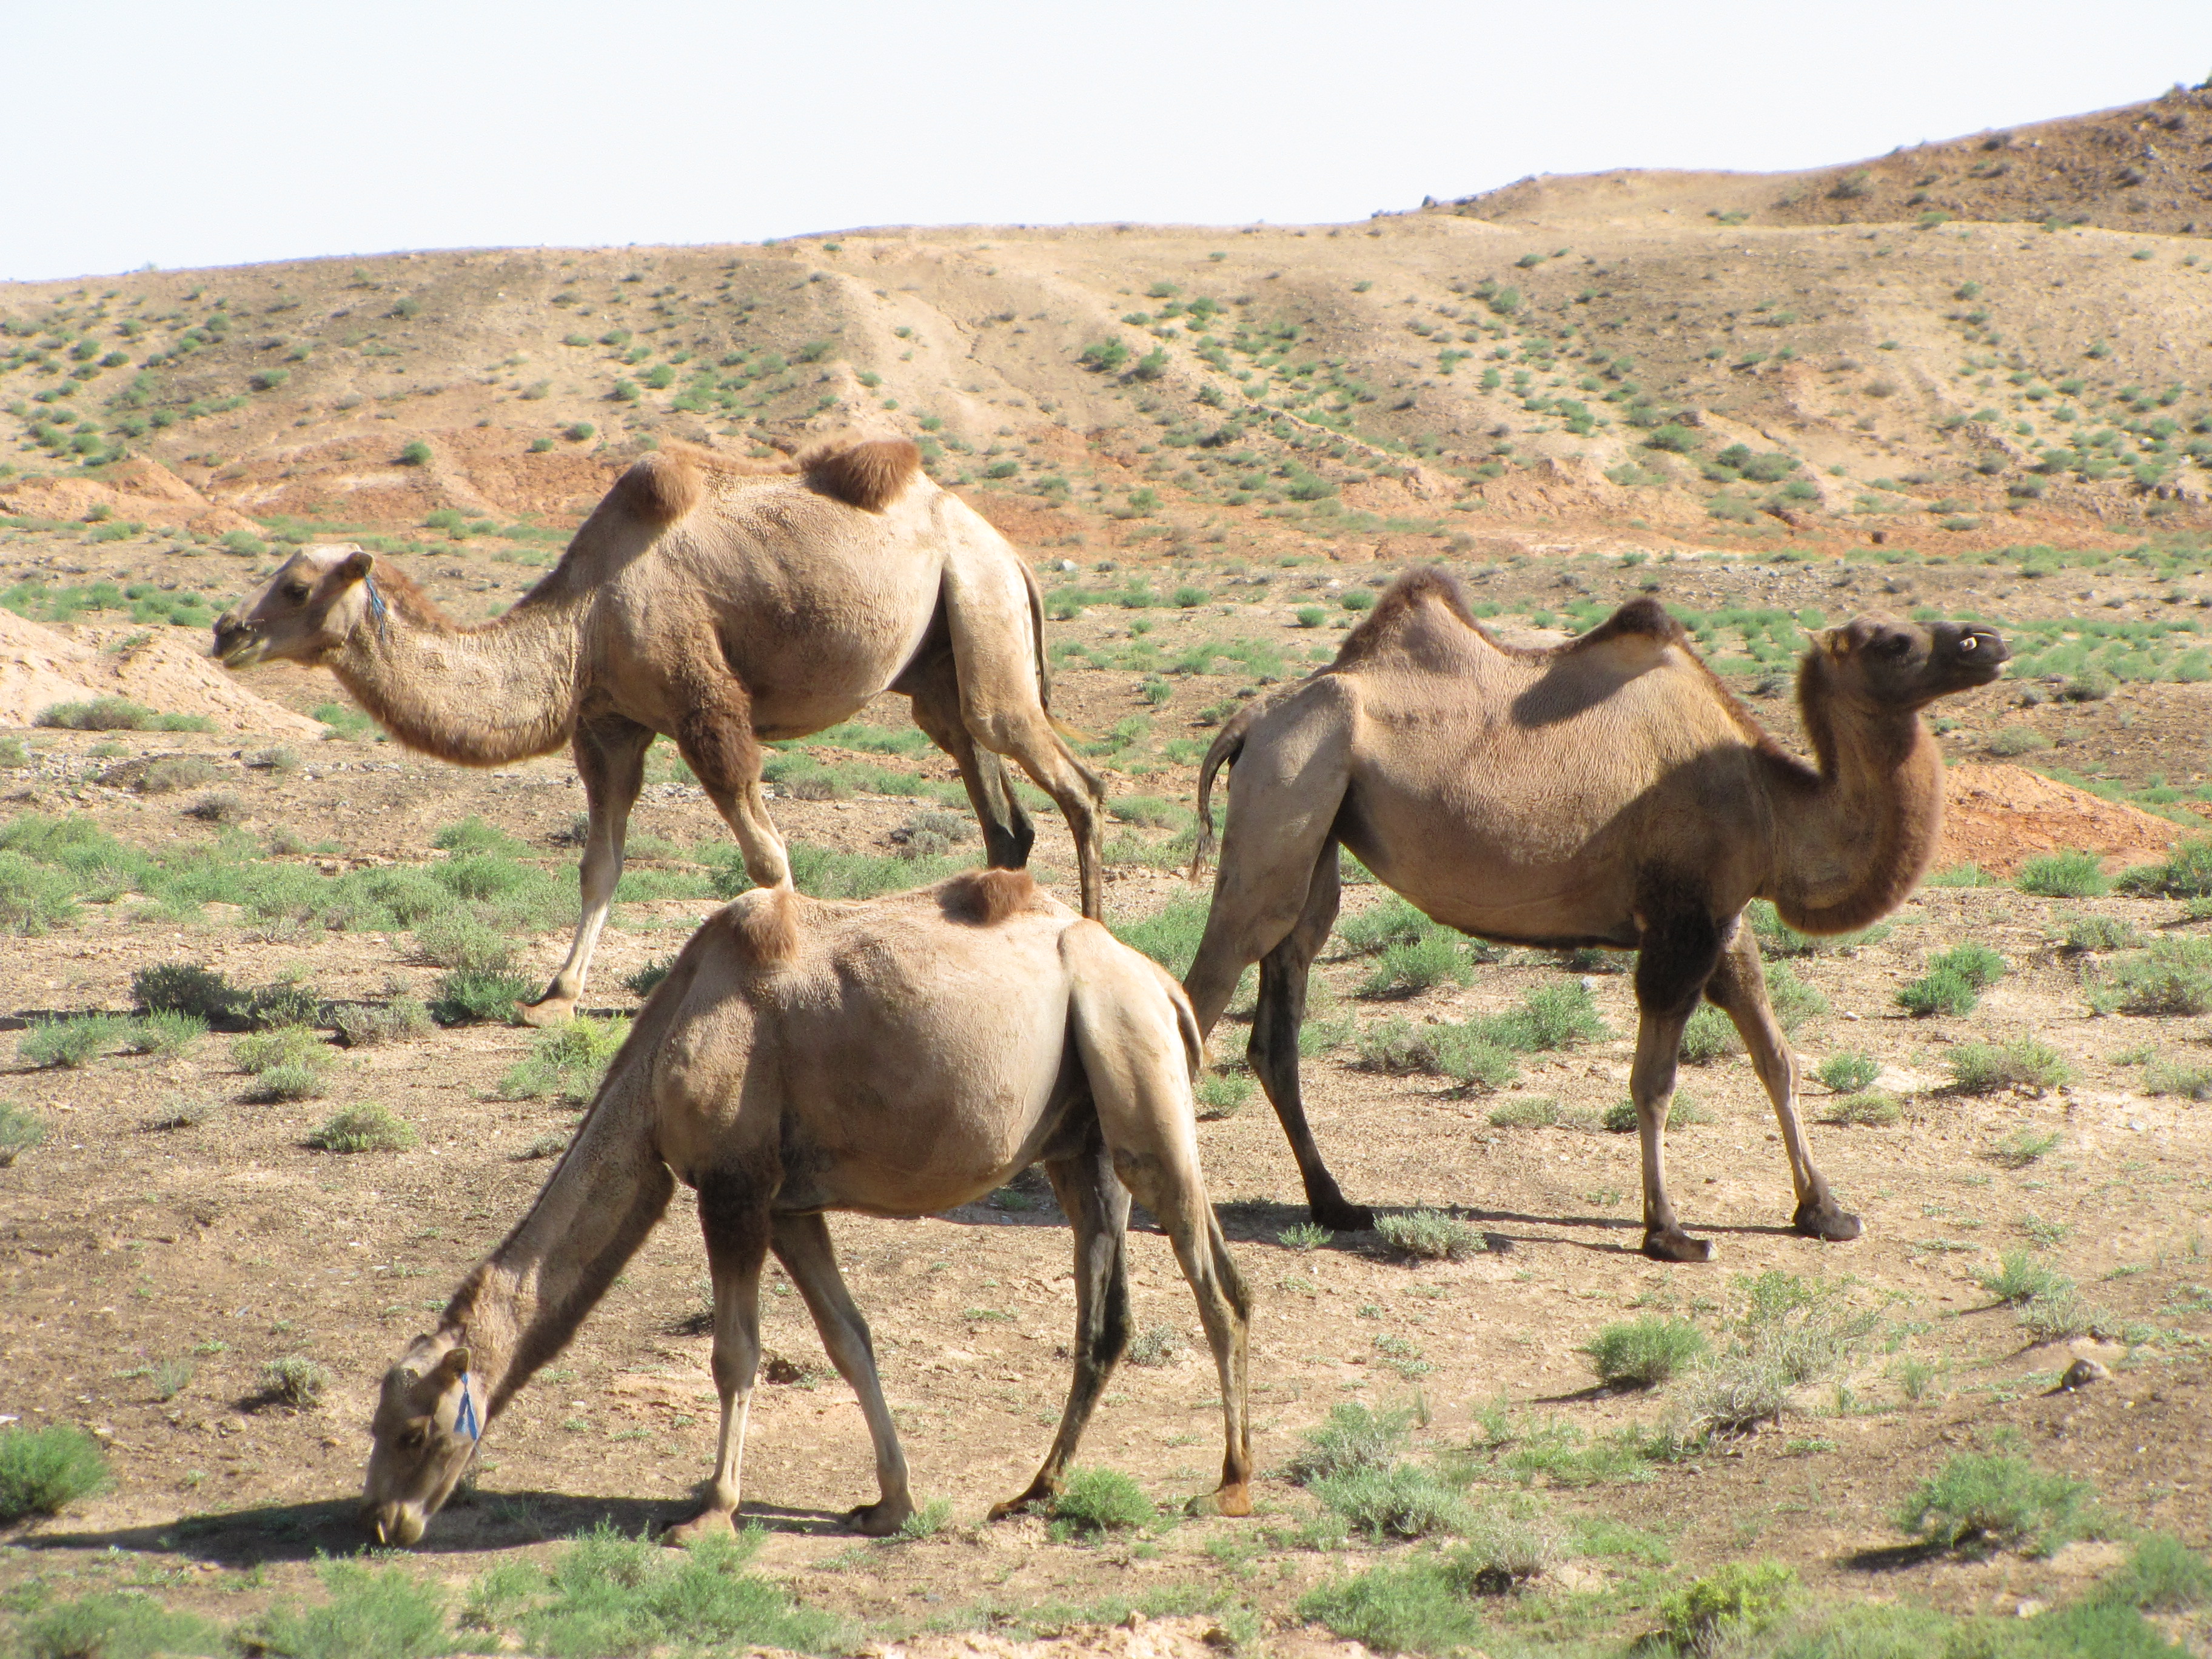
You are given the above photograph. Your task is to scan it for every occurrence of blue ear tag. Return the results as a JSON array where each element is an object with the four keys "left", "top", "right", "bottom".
[
  {"left": 454, "top": 1375, "right": 481, "bottom": 1443},
  {"left": 363, "top": 575, "right": 390, "bottom": 639}
]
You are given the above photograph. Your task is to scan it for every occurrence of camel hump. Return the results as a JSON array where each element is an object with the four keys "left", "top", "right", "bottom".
[
  {"left": 1561, "top": 597, "right": 1688, "bottom": 654},
  {"left": 801, "top": 437, "right": 922, "bottom": 512},
  {"left": 728, "top": 886, "right": 801, "bottom": 965},
  {"left": 1333, "top": 566, "right": 1480, "bottom": 665},
  {"left": 614, "top": 453, "right": 703, "bottom": 526},
  {"left": 940, "top": 867, "right": 1042, "bottom": 927}
]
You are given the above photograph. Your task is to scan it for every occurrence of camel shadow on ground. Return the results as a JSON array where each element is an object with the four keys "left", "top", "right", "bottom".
[{"left": 12, "top": 1486, "right": 864, "bottom": 1567}]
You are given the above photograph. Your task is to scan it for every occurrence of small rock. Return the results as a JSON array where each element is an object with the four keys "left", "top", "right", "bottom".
[
  {"left": 2017, "top": 1598, "right": 2048, "bottom": 1618},
  {"left": 2059, "top": 1358, "right": 2110, "bottom": 1391}
]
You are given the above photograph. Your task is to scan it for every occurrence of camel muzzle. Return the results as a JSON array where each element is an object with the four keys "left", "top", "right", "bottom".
[
  {"left": 211, "top": 617, "right": 263, "bottom": 668},
  {"left": 1939, "top": 625, "right": 2008, "bottom": 686},
  {"left": 363, "top": 1500, "right": 425, "bottom": 1546}
]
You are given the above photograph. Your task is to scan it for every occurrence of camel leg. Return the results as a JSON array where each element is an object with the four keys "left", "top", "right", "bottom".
[
  {"left": 1704, "top": 925, "right": 1860, "bottom": 1243},
  {"left": 1631, "top": 908, "right": 1727, "bottom": 1263},
  {"left": 990, "top": 1136, "right": 1131, "bottom": 1520},
  {"left": 1068, "top": 937, "right": 1253, "bottom": 1517},
  {"left": 1246, "top": 846, "right": 1368, "bottom": 1230},
  {"left": 938, "top": 550, "right": 1105, "bottom": 917},
  {"left": 1181, "top": 686, "right": 1354, "bottom": 1037},
  {"left": 525, "top": 716, "right": 652, "bottom": 1026},
  {"left": 665, "top": 1177, "right": 769, "bottom": 1544},
  {"left": 768, "top": 1213, "right": 914, "bottom": 1535},
  {"left": 902, "top": 651, "right": 1034, "bottom": 871},
  {"left": 671, "top": 668, "right": 789, "bottom": 892}
]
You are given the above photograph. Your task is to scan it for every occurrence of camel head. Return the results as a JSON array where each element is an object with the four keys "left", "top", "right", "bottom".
[
  {"left": 361, "top": 1337, "right": 481, "bottom": 1546},
  {"left": 213, "top": 544, "right": 381, "bottom": 669},
  {"left": 1810, "top": 614, "right": 2008, "bottom": 708}
]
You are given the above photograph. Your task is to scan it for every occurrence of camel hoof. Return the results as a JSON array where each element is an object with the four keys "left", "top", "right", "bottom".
[
  {"left": 1642, "top": 1229, "right": 1715, "bottom": 1264},
  {"left": 1793, "top": 1201, "right": 1863, "bottom": 1243},
  {"left": 662, "top": 1510, "right": 736, "bottom": 1547},
  {"left": 519, "top": 995, "right": 577, "bottom": 1028},
  {"left": 1185, "top": 1484, "right": 1253, "bottom": 1518},
  {"left": 986, "top": 1484, "right": 1053, "bottom": 1523},
  {"left": 845, "top": 1500, "right": 911, "bottom": 1538},
  {"left": 1312, "top": 1198, "right": 1375, "bottom": 1233}
]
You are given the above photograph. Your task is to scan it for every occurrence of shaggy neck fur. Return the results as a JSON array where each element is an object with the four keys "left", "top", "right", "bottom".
[
  {"left": 429, "top": 1035, "right": 676, "bottom": 1416},
  {"left": 1761, "top": 649, "right": 1945, "bottom": 934},
  {"left": 329, "top": 576, "right": 586, "bottom": 766}
]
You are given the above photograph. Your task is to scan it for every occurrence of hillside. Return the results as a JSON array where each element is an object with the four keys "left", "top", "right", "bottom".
[{"left": 2, "top": 80, "right": 2211, "bottom": 575}]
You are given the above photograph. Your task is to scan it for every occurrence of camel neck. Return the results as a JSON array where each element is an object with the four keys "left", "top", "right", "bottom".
[
  {"left": 1763, "top": 654, "right": 1945, "bottom": 934},
  {"left": 330, "top": 586, "right": 585, "bottom": 766},
  {"left": 434, "top": 1074, "right": 675, "bottom": 1416}
]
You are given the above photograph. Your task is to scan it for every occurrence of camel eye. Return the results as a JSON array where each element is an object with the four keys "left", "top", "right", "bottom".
[
  {"left": 1880, "top": 635, "right": 1910, "bottom": 657},
  {"left": 397, "top": 1427, "right": 427, "bottom": 1451},
  {"left": 284, "top": 583, "right": 310, "bottom": 603}
]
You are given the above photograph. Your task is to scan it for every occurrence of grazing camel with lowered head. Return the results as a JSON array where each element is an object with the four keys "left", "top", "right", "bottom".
[
  {"left": 361, "top": 868, "right": 1252, "bottom": 1547},
  {"left": 213, "top": 438, "right": 1104, "bottom": 1022},
  {"left": 1181, "top": 569, "right": 2006, "bottom": 1262}
]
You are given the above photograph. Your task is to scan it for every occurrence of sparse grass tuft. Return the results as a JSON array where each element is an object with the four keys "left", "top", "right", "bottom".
[
  {"left": 430, "top": 968, "right": 534, "bottom": 1026},
  {"left": 498, "top": 1017, "right": 631, "bottom": 1105},
  {"left": 1279, "top": 1222, "right": 1333, "bottom": 1252},
  {"left": 1659, "top": 1561, "right": 1797, "bottom": 1653},
  {"left": 120, "top": 1010, "right": 207, "bottom": 1057},
  {"left": 624, "top": 957, "right": 672, "bottom": 998},
  {"left": 1313, "top": 1463, "right": 1470, "bottom": 1540},
  {"left": 260, "top": 1356, "right": 329, "bottom": 1410},
  {"left": 1982, "top": 1249, "right": 2068, "bottom": 1305},
  {"left": 0, "top": 1424, "right": 112, "bottom": 1524},
  {"left": 1822, "top": 1090, "right": 1903, "bottom": 1127},
  {"left": 1815, "top": 1051, "right": 1879, "bottom": 1093},
  {"left": 1583, "top": 1317, "right": 1707, "bottom": 1388},
  {"left": 1050, "top": 1467, "right": 1154, "bottom": 1534},
  {"left": 1896, "top": 1452, "right": 2097, "bottom": 1557},
  {"left": 1125, "top": 1324, "right": 1187, "bottom": 1367},
  {"left": 1897, "top": 943, "right": 2006, "bottom": 1016},
  {"left": 1949, "top": 1038, "right": 2074, "bottom": 1095},
  {"left": 2106, "top": 937, "right": 2212, "bottom": 1017},
  {"left": 307, "top": 1102, "right": 416, "bottom": 1154},
  {"left": 2100, "top": 1532, "right": 2212, "bottom": 1613},
  {"left": 2116, "top": 836, "right": 2212, "bottom": 899},
  {"left": 2015, "top": 849, "right": 2110, "bottom": 898},
  {"left": 251, "top": 1063, "right": 326, "bottom": 1102},
  {"left": 1486, "top": 1097, "right": 1558, "bottom": 1128},
  {"left": 1992, "top": 1125, "right": 2062, "bottom": 1168},
  {"left": 245, "top": 1558, "right": 449, "bottom": 1659},
  {"left": 2143, "top": 1057, "right": 2212, "bottom": 1101},
  {"left": 1677, "top": 1005, "right": 1738, "bottom": 1063},
  {"left": 332, "top": 999, "right": 432, "bottom": 1047},
  {"left": 0, "top": 1100, "right": 47, "bottom": 1165},
  {"left": 19, "top": 1013, "right": 132, "bottom": 1068},
  {"left": 0, "top": 851, "right": 80, "bottom": 934},
  {"left": 2064, "top": 915, "right": 2142, "bottom": 954},
  {"left": 1375, "top": 1210, "right": 1483, "bottom": 1262},
  {"left": 1193, "top": 1071, "right": 1250, "bottom": 1121},
  {"left": 1286, "top": 1401, "right": 1414, "bottom": 1485}
]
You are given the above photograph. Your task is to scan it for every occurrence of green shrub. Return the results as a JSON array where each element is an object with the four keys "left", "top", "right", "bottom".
[
  {"left": 1895, "top": 1452, "right": 2097, "bottom": 1557},
  {"left": 398, "top": 441, "right": 432, "bottom": 466},
  {"left": 1763, "top": 960, "right": 1828, "bottom": 1033},
  {"left": 0, "top": 1100, "right": 47, "bottom": 1165},
  {"left": 1659, "top": 1561, "right": 1797, "bottom": 1652},
  {"left": 332, "top": 999, "right": 432, "bottom": 1047},
  {"left": 1358, "top": 933, "right": 1476, "bottom": 996},
  {"left": 1949, "top": 1038, "right": 2073, "bottom": 1094},
  {"left": 1583, "top": 1317, "right": 1707, "bottom": 1388},
  {"left": 2108, "top": 937, "right": 2212, "bottom": 1015},
  {"left": 1298, "top": 1560, "right": 1487, "bottom": 1656},
  {"left": 250, "top": 1062, "right": 326, "bottom": 1103},
  {"left": 2016, "top": 848, "right": 2111, "bottom": 897},
  {"left": 2143, "top": 1057, "right": 2212, "bottom": 1101},
  {"left": 2099, "top": 1532, "right": 2212, "bottom": 1613},
  {"left": 20, "top": 1013, "right": 132, "bottom": 1068},
  {"left": 1078, "top": 340, "right": 1130, "bottom": 374},
  {"left": 1050, "top": 1466, "right": 1153, "bottom": 1533},
  {"left": 260, "top": 1355, "right": 330, "bottom": 1409},
  {"left": 233, "top": 1024, "right": 324, "bottom": 1074},
  {"left": 1295, "top": 606, "right": 1328, "bottom": 628},
  {"left": 1108, "top": 896, "right": 1212, "bottom": 979},
  {"left": 1287, "top": 1401, "right": 1415, "bottom": 1486},
  {"left": 1678, "top": 1005, "right": 1738, "bottom": 1063},
  {"left": 132, "top": 961, "right": 241, "bottom": 1019},
  {"left": 245, "top": 980, "right": 323, "bottom": 1031},
  {"left": 1194, "top": 1071, "right": 1251, "bottom": 1121},
  {"left": 624, "top": 957, "right": 672, "bottom": 997},
  {"left": 1476, "top": 983, "right": 1609, "bottom": 1051},
  {"left": 2116, "top": 836, "right": 2212, "bottom": 899},
  {"left": 1279, "top": 1221, "right": 1333, "bottom": 1252},
  {"left": 1375, "top": 1210, "right": 1483, "bottom": 1262},
  {"left": 1815, "top": 1051, "right": 1879, "bottom": 1093},
  {"left": 307, "top": 1102, "right": 417, "bottom": 1153},
  {"left": 412, "top": 911, "right": 516, "bottom": 973},
  {"left": 121, "top": 1010, "right": 207, "bottom": 1057},
  {"left": 0, "top": 1424, "right": 112, "bottom": 1524},
  {"left": 0, "top": 851, "right": 80, "bottom": 934},
  {"left": 1982, "top": 1249, "right": 2068, "bottom": 1305},
  {"left": 431, "top": 968, "right": 533, "bottom": 1025},
  {"left": 1823, "top": 1091, "right": 1903, "bottom": 1127},
  {"left": 1897, "top": 943, "right": 2006, "bottom": 1017},
  {"left": 16, "top": 1590, "right": 224, "bottom": 1659},
  {"left": 1486, "top": 1096, "right": 1557, "bottom": 1128},
  {"left": 2065, "top": 916, "right": 2142, "bottom": 953},
  {"left": 499, "top": 1017, "right": 631, "bottom": 1105},
  {"left": 1313, "top": 1463, "right": 1469, "bottom": 1540},
  {"left": 36, "top": 695, "right": 156, "bottom": 730}
]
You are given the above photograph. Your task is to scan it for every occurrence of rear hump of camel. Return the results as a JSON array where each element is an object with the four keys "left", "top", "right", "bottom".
[
  {"left": 1181, "top": 567, "right": 2006, "bottom": 1261},
  {"left": 361, "top": 868, "right": 1252, "bottom": 1549},
  {"left": 210, "top": 437, "right": 1106, "bottom": 1021}
]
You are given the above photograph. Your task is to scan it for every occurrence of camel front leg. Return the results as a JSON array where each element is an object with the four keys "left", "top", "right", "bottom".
[
  {"left": 991, "top": 1138, "right": 1131, "bottom": 1519},
  {"left": 1705, "top": 925, "right": 1860, "bottom": 1243},
  {"left": 526, "top": 717, "right": 652, "bottom": 1026},
  {"left": 1245, "top": 846, "right": 1367, "bottom": 1230},
  {"left": 673, "top": 675, "right": 790, "bottom": 892},
  {"left": 769, "top": 1213, "right": 914, "bottom": 1535},
  {"left": 665, "top": 1179, "right": 769, "bottom": 1545}
]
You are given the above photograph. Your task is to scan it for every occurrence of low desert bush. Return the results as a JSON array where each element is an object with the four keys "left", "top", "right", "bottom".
[
  {"left": 1194, "top": 1071, "right": 1251, "bottom": 1120},
  {"left": 1375, "top": 1210, "right": 1483, "bottom": 1261},
  {"left": 0, "top": 1424, "right": 111, "bottom": 1523},
  {"left": 499, "top": 1017, "right": 630, "bottom": 1105},
  {"left": 1822, "top": 1090, "right": 1903, "bottom": 1126},
  {"left": 331, "top": 998, "right": 432, "bottom": 1047},
  {"left": 2105, "top": 936, "right": 2212, "bottom": 1016},
  {"left": 136, "top": 755, "right": 216, "bottom": 794},
  {"left": 120, "top": 1010, "right": 206, "bottom": 1057},
  {"left": 1897, "top": 943, "right": 2006, "bottom": 1016},
  {"left": 2014, "top": 848, "right": 2110, "bottom": 898},
  {"left": 1287, "top": 1401, "right": 1415, "bottom": 1486},
  {"left": 233, "top": 1024, "right": 324, "bottom": 1074},
  {"left": 1815, "top": 1051, "right": 1879, "bottom": 1093},
  {"left": 1949, "top": 1038, "right": 2074, "bottom": 1094},
  {"left": 1895, "top": 1452, "right": 2097, "bottom": 1557},
  {"left": 307, "top": 1102, "right": 417, "bottom": 1153},
  {"left": 0, "top": 1100, "right": 47, "bottom": 1165},
  {"left": 2143, "top": 1057, "right": 2212, "bottom": 1100},
  {"left": 260, "top": 1356, "right": 330, "bottom": 1409},
  {"left": 2064, "top": 915, "right": 2142, "bottom": 953},
  {"left": 1583, "top": 1317, "right": 1707, "bottom": 1388},
  {"left": 132, "top": 961, "right": 242, "bottom": 1020},
  {"left": 1659, "top": 1561, "right": 1797, "bottom": 1653},
  {"left": 1677, "top": 1005, "right": 1739, "bottom": 1063},
  {"left": 250, "top": 1063, "right": 326, "bottom": 1103},
  {"left": 19, "top": 1013, "right": 133, "bottom": 1068},
  {"left": 431, "top": 968, "right": 534, "bottom": 1025},
  {"left": 1050, "top": 1466, "right": 1153, "bottom": 1534},
  {"left": 0, "top": 851, "right": 79, "bottom": 934},
  {"left": 2116, "top": 835, "right": 2212, "bottom": 899}
]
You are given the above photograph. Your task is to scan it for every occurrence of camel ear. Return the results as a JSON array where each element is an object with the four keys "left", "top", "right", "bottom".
[
  {"left": 338, "top": 549, "right": 375, "bottom": 585},
  {"left": 440, "top": 1347, "right": 471, "bottom": 1381},
  {"left": 1813, "top": 627, "right": 1853, "bottom": 659}
]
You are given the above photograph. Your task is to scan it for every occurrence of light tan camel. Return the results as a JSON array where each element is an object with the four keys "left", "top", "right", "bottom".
[
  {"left": 213, "top": 439, "right": 1104, "bottom": 1022},
  {"left": 361, "top": 868, "right": 1252, "bottom": 1547},
  {"left": 1181, "top": 570, "right": 2006, "bottom": 1261}
]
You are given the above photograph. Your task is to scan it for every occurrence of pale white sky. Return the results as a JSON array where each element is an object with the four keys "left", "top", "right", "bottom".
[{"left": 5, "top": 1, "right": 2207, "bottom": 283}]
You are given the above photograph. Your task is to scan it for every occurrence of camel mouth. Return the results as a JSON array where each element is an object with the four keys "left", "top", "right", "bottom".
[{"left": 212, "top": 628, "right": 264, "bottom": 669}]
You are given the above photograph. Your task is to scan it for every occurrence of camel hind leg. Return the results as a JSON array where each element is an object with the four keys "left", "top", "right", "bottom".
[
  {"left": 1067, "top": 933, "right": 1253, "bottom": 1517},
  {"left": 938, "top": 545, "right": 1105, "bottom": 917},
  {"left": 990, "top": 1133, "right": 1132, "bottom": 1519},
  {"left": 526, "top": 715, "right": 652, "bottom": 1025},
  {"left": 669, "top": 655, "right": 791, "bottom": 893},
  {"left": 1629, "top": 900, "right": 1728, "bottom": 1262},
  {"left": 1246, "top": 845, "right": 1368, "bottom": 1230},
  {"left": 769, "top": 1212, "right": 914, "bottom": 1535},
  {"left": 900, "top": 648, "right": 1035, "bottom": 871},
  {"left": 1704, "top": 923, "right": 1860, "bottom": 1243}
]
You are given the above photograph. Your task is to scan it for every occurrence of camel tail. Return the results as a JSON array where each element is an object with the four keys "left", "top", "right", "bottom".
[
  {"left": 1188, "top": 700, "right": 1259, "bottom": 882},
  {"left": 1021, "top": 558, "right": 1091, "bottom": 745},
  {"left": 614, "top": 452, "right": 703, "bottom": 526}
]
